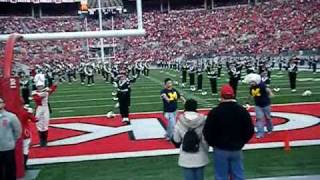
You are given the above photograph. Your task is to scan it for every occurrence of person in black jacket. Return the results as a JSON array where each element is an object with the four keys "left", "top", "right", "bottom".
[{"left": 203, "top": 84, "right": 254, "bottom": 180}]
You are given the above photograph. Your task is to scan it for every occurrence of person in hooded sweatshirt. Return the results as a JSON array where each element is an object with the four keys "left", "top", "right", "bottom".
[{"left": 173, "top": 99, "right": 209, "bottom": 180}]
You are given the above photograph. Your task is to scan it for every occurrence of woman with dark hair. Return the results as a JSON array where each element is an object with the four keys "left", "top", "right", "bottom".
[{"left": 173, "top": 99, "right": 209, "bottom": 180}]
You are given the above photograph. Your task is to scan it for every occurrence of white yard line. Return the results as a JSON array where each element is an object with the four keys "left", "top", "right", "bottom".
[
  {"left": 53, "top": 101, "right": 163, "bottom": 110},
  {"left": 52, "top": 95, "right": 161, "bottom": 103},
  {"left": 249, "top": 175, "right": 320, "bottom": 180},
  {"left": 51, "top": 89, "right": 320, "bottom": 104},
  {"left": 51, "top": 101, "right": 320, "bottom": 119},
  {"left": 28, "top": 139, "right": 320, "bottom": 165},
  {"left": 54, "top": 80, "right": 320, "bottom": 94},
  {"left": 53, "top": 85, "right": 320, "bottom": 99}
]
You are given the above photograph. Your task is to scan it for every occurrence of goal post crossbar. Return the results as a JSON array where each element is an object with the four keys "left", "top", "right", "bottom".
[
  {"left": 0, "top": 29, "right": 145, "bottom": 41},
  {"left": 0, "top": 0, "right": 144, "bottom": 41}
]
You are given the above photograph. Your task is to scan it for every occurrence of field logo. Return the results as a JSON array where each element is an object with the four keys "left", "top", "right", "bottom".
[{"left": 29, "top": 103, "right": 320, "bottom": 165}]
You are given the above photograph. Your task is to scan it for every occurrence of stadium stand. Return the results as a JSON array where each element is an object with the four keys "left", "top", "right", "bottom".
[{"left": 0, "top": 0, "right": 319, "bottom": 65}]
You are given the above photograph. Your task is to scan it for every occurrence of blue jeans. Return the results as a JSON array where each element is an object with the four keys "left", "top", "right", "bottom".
[
  {"left": 164, "top": 111, "right": 177, "bottom": 138},
  {"left": 255, "top": 105, "right": 273, "bottom": 137},
  {"left": 213, "top": 148, "right": 245, "bottom": 180},
  {"left": 183, "top": 167, "right": 204, "bottom": 180}
]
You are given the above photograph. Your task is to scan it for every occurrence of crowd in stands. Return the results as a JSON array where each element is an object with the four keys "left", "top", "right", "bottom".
[{"left": 0, "top": 0, "right": 319, "bottom": 66}]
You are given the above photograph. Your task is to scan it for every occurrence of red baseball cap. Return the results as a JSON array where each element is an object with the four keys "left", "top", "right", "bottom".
[{"left": 220, "top": 84, "right": 235, "bottom": 99}]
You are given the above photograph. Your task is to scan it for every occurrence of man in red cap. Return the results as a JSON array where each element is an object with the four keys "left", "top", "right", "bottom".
[{"left": 203, "top": 84, "right": 254, "bottom": 180}]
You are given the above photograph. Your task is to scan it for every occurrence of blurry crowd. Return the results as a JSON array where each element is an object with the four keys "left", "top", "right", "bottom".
[{"left": 0, "top": 0, "right": 319, "bottom": 66}]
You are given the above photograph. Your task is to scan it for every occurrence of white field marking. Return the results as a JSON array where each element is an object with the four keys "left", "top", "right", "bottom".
[
  {"left": 54, "top": 85, "right": 162, "bottom": 94},
  {"left": 297, "top": 78, "right": 320, "bottom": 82},
  {"left": 39, "top": 118, "right": 166, "bottom": 147},
  {"left": 53, "top": 89, "right": 163, "bottom": 98},
  {"left": 54, "top": 80, "right": 320, "bottom": 94},
  {"left": 164, "top": 71, "right": 177, "bottom": 77},
  {"left": 56, "top": 75, "right": 320, "bottom": 90},
  {"left": 28, "top": 139, "right": 320, "bottom": 165},
  {"left": 57, "top": 82, "right": 158, "bottom": 90},
  {"left": 46, "top": 123, "right": 132, "bottom": 146},
  {"left": 51, "top": 95, "right": 160, "bottom": 103},
  {"left": 57, "top": 75, "right": 320, "bottom": 89},
  {"left": 239, "top": 92, "right": 320, "bottom": 99},
  {"left": 249, "top": 175, "right": 320, "bottom": 180},
  {"left": 58, "top": 110, "right": 74, "bottom": 113},
  {"left": 51, "top": 87, "right": 320, "bottom": 104},
  {"left": 249, "top": 112, "right": 320, "bottom": 131},
  {"left": 52, "top": 83, "right": 320, "bottom": 99},
  {"left": 52, "top": 101, "right": 163, "bottom": 110},
  {"left": 52, "top": 91, "right": 320, "bottom": 110},
  {"left": 50, "top": 101, "right": 320, "bottom": 120}
]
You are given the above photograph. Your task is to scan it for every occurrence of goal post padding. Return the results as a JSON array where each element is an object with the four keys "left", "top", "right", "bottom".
[{"left": 0, "top": 34, "right": 25, "bottom": 179}]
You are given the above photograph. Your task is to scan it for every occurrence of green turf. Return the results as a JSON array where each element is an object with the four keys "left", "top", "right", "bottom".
[
  {"left": 33, "top": 69, "right": 320, "bottom": 179},
  {"left": 36, "top": 146, "right": 320, "bottom": 180},
  {"left": 46, "top": 69, "right": 320, "bottom": 118}
]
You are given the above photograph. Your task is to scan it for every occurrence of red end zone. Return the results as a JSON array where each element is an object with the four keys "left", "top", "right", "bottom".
[{"left": 28, "top": 103, "right": 320, "bottom": 165}]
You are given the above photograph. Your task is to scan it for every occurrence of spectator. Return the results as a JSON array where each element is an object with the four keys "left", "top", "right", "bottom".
[
  {"left": 203, "top": 84, "right": 254, "bottom": 180},
  {"left": 0, "top": 97, "right": 22, "bottom": 180},
  {"left": 173, "top": 99, "right": 209, "bottom": 180},
  {"left": 160, "top": 78, "right": 185, "bottom": 140}
]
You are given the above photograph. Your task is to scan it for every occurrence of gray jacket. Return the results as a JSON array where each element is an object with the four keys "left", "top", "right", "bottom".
[
  {"left": 173, "top": 111, "right": 209, "bottom": 168},
  {"left": 0, "top": 110, "right": 22, "bottom": 151}
]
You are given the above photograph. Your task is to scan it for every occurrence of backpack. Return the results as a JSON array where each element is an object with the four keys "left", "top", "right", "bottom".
[{"left": 182, "top": 128, "right": 201, "bottom": 153}]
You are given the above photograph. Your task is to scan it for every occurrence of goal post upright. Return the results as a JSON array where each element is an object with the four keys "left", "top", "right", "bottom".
[{"left": 0, "top": 1, "right": 145, "bottom": 178}]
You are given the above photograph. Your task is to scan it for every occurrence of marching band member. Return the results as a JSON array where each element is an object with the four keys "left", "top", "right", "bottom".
[
  {"left": 288, "top": 57, "right": 298, "bottom": 92},
  {"left": 84, "top": 63, "right": 95, "bottom": 86},
  {"left": 19, "top": 71, "right": 31, "bottom": 105},
  {"left": 143, "top": 61, "right": 150, "bottom": 77},
  {"left": 217, "top": 59, "right": 222, "bottom": 78},
  {"left": 311, "top": 57, "right": 318, "bottom": 74},
  {"left": 188, "top": 62, "right": 196, "bottom": 91},
  {"left": 207, "top": 63, "right": 218, "bottom": 95},
  {"left": 228, "top": 65, "right": 241, "bottom": 98},
  {"left": 181, "top": 62, "right": 188, "bottom": 87},
  {"left": 32, "top": 81, "right": 57, "bottom": 147},
  {"left": 114, "top": 71, "right": 137, "bottom": 124},
  {"left": 196, "top": 63, "right": 203, "bottom": 92},
  {"left": 260, "top": 64, "right": 271, "bottom": 86},
  {"left": 102, "top": 62, "right": 110, "bottom": 83},
  {"left": 135, "top": 61, "right": 143, "bottom": 79},
  {"left": 79, "top": 62, "right": 86, "bottom": 85}
]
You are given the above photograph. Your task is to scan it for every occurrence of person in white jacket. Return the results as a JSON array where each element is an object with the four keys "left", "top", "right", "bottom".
[{"left": 173, "top": 99, "right": 209, "bottom": 180}]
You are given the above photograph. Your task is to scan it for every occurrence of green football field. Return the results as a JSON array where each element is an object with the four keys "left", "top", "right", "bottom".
[{"left": 34, "top": 69, "right": 320, "bottom": 179}]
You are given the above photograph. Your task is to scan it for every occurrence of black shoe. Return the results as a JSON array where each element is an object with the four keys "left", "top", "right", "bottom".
[{"left": 43, "top": 131, "right": 48, "bottom": 147}]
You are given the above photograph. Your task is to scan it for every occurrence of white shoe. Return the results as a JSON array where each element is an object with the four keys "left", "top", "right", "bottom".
[
  {"left": 114, "top": 103, "right": 120, "bottom": 108},
  {"left": 291, "top": 89, "right": 296, "bottom": 92},
  {"left": 106, "top": 111, "right": 115, "bottom": 118},
  {"left": 122, "top": 118, "right": 130, "bottom": 124},
  {"left": 256, "top": 135, "right": 264, "bottom": 139}
]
